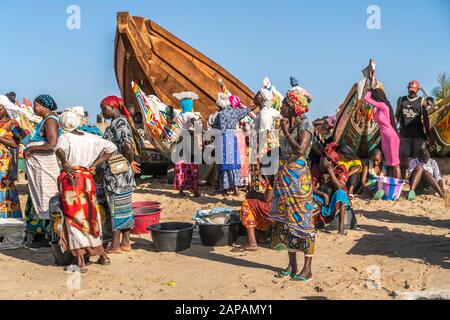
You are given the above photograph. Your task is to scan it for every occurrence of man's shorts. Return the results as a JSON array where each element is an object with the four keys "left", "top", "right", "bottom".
[{"left": 400, "top": 137, "right": 426, "bottom": 159}]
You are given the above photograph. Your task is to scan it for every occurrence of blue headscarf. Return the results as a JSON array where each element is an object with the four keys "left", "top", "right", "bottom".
[
  {"left": 290, "top": 76, "right": 299, "bottom": 87},
  {"left": 34, "top": 94, "right": 58, "bottom": 111},
  {"left": 181, "top": 99, "right": 194, "bottom": 114}
]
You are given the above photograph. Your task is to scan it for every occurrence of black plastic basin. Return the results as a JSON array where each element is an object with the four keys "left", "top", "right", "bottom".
[
  {"left": 50, "top": 241, "right": 76, "bottom": 266},
  {"left": 198, "top": 221, "right": 242, "bottom": 247},
  {"left": 148, "top": 222, "right": 194, "bottom": 252}
]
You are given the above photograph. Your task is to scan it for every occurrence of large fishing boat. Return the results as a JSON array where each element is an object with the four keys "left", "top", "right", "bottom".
[{"left": 114, "top": 12, "right": 255, "bottom": 121}]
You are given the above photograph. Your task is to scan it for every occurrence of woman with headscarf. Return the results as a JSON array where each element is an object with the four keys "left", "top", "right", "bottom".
[
  {"left": 54, "top": 110, "right": 117, "bottom": 272},
  {"left": 100, "top": 96, "right": 140, "bottom": 254},
  {"left": 364, "top": 88, "right": 401, "bottom": 179},
  {"left": 337, "top": 145, "right": 363, "bottom": 198},
  {"left": 23, "top": 95, "right": 62, "bottom": 241},
  {"left": 172, "top": 92, "right": 202, "bottom": 198},
  {"left": 311, "top": 142, "right": 351, "bottom": 235},
  {"left": 269, "top": 89, "right": 316, "bottom": 282},
  {"left": 213, "top": 93, "right": 256, "bottom": 196},
  {"left": 0, "top": 96, "right": 26, "bottom": 218}
]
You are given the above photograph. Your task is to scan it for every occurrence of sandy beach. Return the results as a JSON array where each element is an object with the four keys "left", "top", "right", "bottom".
[{"left": 0, "top": 158, "right": 449, "bottom": 300}]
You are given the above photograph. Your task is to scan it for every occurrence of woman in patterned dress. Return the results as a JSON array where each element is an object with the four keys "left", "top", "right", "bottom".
[
  {"left": 270, "top": 89, "right": 316, "bottom": 282},
  {"left": 0, "top": 96, "right": 26, "bottom": 218},
  {"left": 100, "top": 96, "right": 141, "bottom": 254}
]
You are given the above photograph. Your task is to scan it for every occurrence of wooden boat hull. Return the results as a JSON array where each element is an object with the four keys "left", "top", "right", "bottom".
[
  {"left": 429, "top": 97, "right": 450, "bottom": 157},
  {"left": 333, "top": 81, "right": 381, "bottom": 158},
  {"left": 115, "top": 12, "right": 255, "bottom": 122}
]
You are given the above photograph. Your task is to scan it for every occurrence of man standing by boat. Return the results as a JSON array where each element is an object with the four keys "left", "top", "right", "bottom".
[{"left": 396, "top": 80, "right": 431, "bottom": 179}]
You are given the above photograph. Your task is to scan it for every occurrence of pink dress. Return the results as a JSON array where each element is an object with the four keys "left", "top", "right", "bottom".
[{"left": 364, "top": 92, "right": 400, "bottom": 166}]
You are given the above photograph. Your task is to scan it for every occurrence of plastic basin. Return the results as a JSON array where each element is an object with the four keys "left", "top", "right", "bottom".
[
  {"left": 132, "top": 201, "right": 161, "bottom": 210},
  {"left": 148, "top": 222, "right": 194, "bottom": 252},
  {"left": 131, "top": 208, "right": 161, "bottom": 235},
  {"left": 198, "top": 221, "right": 242, "bottom": 247},
  {"left": 50, "top": 241, "right": 76, "bottom": 266}
]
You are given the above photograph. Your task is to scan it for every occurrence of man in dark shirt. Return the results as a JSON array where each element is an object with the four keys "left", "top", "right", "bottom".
[{"left": 396, "top": 80, "right": 430, "bottom": 179}]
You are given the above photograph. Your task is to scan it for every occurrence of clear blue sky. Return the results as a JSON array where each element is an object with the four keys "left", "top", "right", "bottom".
[{"left": 1, "top": 0, "right": 449, "bottom": 122}]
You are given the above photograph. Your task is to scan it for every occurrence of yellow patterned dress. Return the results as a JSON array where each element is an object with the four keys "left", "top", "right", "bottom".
[
  {"left": 269, "top": 118, "right": 316, "bottom": 256},
  {"left": 0, "top": 119, "right": 25, "bottom": 218}
]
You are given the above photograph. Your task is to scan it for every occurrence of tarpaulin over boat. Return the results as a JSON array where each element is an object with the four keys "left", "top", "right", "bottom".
[
  {"left": 429, "top": 96, "right": 450, "bottom": 156},
  {"left": 333, "top": 61, "right": 383, "bottom": 158},
  {"left": 114, "top": 12, "right": 255, "bottom": 122}
]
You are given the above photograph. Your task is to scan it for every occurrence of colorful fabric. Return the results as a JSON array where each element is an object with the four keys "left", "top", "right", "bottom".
[
  {"left": 313, "top": 190, "right": 351, "bottom": 226},
  {"left": 240, "top": 197, "right": 273, "bottom": 231},
  {"left": 101, "top": 96, "right": 132, "bottom": 124},
  {"left": 0, "top": 119, "right": 26, "bottom": 218},
  {"left": 174, "top": 163, "right": 200, "bottom": 193},
  {"left": 285, "top": 90, "right": 309, "bottom": 115},
  {"left": 229, "top": 95, "right": 242, "bottom": 109},
  {"left": 311, "top": 164, "right": 349, "bottom": 195},
  {"left": 237, "top": 131, "right": 249, "bottom": 185},
  {"left": 269, "top": 158, "right": 315, "bottom": 239},
  {"left": 270, "top": 221, "right": 315, "bottom": 256},
  {"left": 366, "top": 160, "right": 387, "bottom": 192},
  {"left": 107, "top": 189, "right": 134, "bottom": 231},
  {"left": 324, "top": 142, "right": 340, "bottom": 164},
  {"left": 34, "top": 94, "right": 57, "bottom": 111},
  {"left": 25, "top": 196, "right": 50, "bottom": 237},
  {"left": 58, "top": 167, "right": 100, "bottom": 238},
  {"left": 338, "top": 159, "right": 363, "bottom": 173}
]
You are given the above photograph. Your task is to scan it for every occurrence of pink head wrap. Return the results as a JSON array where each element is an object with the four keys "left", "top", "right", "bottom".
[{"left": 229, "top": 95, "right": 242, "bottom": 109}]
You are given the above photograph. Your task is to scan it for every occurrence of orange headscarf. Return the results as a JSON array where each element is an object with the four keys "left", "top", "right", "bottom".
[
  {"left": 285, "top": 90, "right": 309, "bottom": 115},
  {"left": 101, "top": 96, "right": 133, "bottom": 125}
]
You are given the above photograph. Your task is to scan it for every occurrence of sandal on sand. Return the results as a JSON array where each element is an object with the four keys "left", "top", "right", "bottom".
[
  {"left": 290, "top": 274, "right": 313, "bottom": 282},
  {"left": 275, "top": 271, "right": 293, "bottom": 279},
  {"left": 373, "top": 189, "right": 385, "bottom": 201},
  {"left": 407, "top": 190, "right": 416, "bottom": 201}
]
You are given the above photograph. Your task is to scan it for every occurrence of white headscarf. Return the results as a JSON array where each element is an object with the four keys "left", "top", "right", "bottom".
[
  {"left": 216, "top": 93, "right": 231, "bottom": 110},
  {"left": 173, "top": 92, "right": 199, "bottom": 101},
  {"left": 59, "top": 110, "right": 80, "bottom": 133},
  {"left": 0, "top": 95, "right": 20, "bottom": 118}
]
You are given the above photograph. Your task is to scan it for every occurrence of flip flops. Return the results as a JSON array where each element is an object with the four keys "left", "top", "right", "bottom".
[
  {"left": 274, "top": 271, "right": 293, "bottom": 279},
  {"left": 290, "top": 274, "right": 313, "bottom": 282},
  {"left": 407, "top": 190, "right": 416, "bottom": 201},
  {"left": 373, "top": 189, "right": 385, "bottom": 201}
]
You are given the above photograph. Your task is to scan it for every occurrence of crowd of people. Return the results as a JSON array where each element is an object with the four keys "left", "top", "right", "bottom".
[{"left": 0, "top": 75, "right": 446, "bottom": 279}]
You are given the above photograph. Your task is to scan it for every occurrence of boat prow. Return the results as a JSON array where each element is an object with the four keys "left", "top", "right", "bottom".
[{"left": 115, "top": 12, "right": 255, "bottom": 121}]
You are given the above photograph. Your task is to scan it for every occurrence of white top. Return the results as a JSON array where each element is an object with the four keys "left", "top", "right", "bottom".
[
  {"left": 176, "top": 112, "right": 202, "bottom": 131},
  {"left": 409, "top": 158, "right": 442, "bottom": 181},
  {"left": 255, "top": 107, "right": 282, "bottom": 132},
  {"left": 55, "top": 131, "right": 117, "bottom": 168}
]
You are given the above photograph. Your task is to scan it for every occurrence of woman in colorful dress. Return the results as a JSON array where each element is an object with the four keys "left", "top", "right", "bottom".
[
  {"left": 311, "top": 142, "right": 351, "bottom": 235},
  {"left": 235, "top": 176, "right": 274, "bottom": 252},
  {"left": 55, "top": 111, "right": 117, "bottom": 272},
  {"left": 100, "top": 96, "right": 140, "bottom": 254},
  {"left": 363, "top": 88, "right": 401, "bottom": 179},
  {"left": 0, "top": 96, "right": 26, "bottom": 218},
  {"left": 23, "top": 95, "right": 61, "bottom": 241},
  {"left": 173, "top": 92, "right": 202, "bottom": 198},
  {"left": 270, "top": 89, "right": 316, "bottom": 282},
  {"left": 213, "top": 94, "right": 256, "bottom": 196},
  {"left": 361, "top": 149, "right": 387, "bottom": 200}
]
